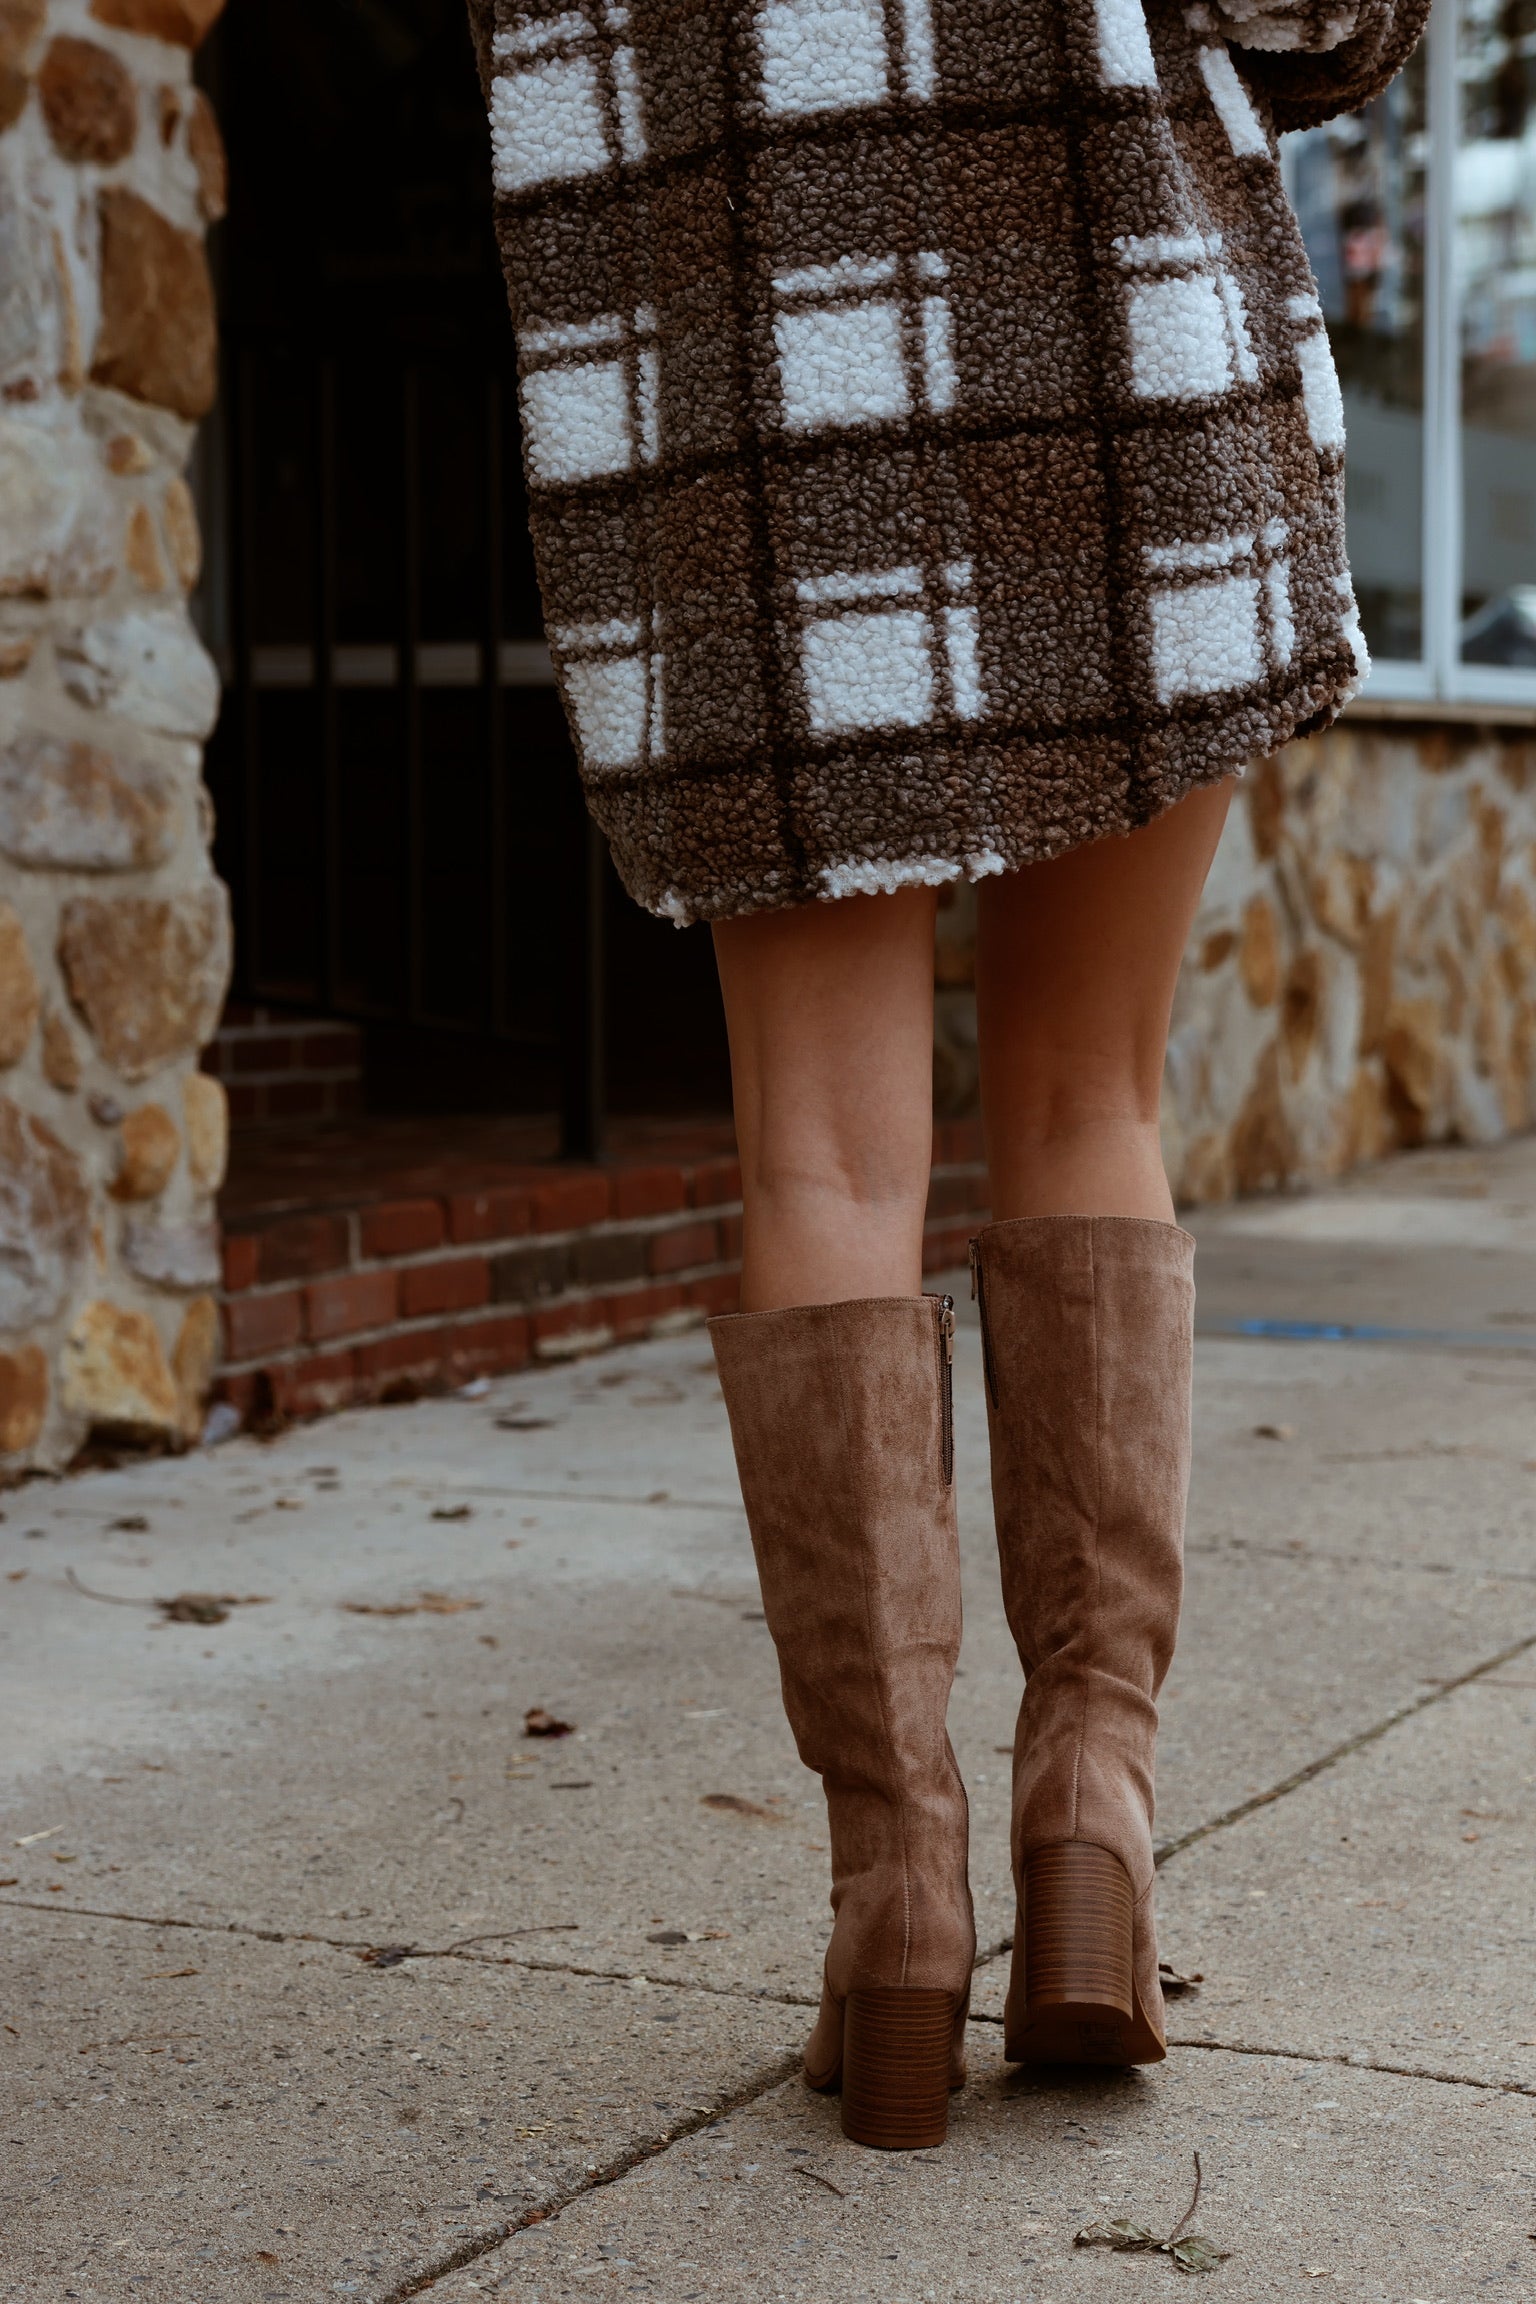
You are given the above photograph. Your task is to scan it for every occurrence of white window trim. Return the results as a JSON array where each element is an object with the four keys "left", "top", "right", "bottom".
[{"left": 1351, "top": 0, "right": 1536, "bottom": 711}]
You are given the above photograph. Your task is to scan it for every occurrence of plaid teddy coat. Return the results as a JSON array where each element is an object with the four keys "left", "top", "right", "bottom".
[{"left": 467, "top": 0, "right": 1428, "bottom": 922}]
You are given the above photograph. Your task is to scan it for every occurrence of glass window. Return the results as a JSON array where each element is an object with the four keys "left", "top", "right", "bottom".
[
  {"left": 1284, "top": 51, "right": 1430, "bottom": 664},
  {"left": 1458, "top": 0, "right": 1536, "bottom": 664}
]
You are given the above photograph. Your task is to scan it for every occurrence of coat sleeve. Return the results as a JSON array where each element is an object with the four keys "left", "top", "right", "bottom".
[{"left": 1204, "top": 0, "right": 1434, "bottom": 131}]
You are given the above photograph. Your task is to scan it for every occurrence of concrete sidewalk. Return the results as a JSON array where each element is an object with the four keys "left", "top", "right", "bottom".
[{"left": 4, "top": 1138, "right": 1536, "bottom": 2302}]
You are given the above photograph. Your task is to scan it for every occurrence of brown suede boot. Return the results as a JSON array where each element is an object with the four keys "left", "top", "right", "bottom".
[
  {"left": 709, "top": 1295, "right": 975, "bottom": 2148},
  {"left": 969, "top": 1217, "right": 1194, "bottom": 2067}
]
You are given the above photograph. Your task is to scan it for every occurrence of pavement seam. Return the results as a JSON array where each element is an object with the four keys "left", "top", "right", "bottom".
[
  {"left": 1153, "top": 1619, "right": 1536, "bottom": 1867},
  {"left": 1164, "top": 2033, "right": 1536, "bottom": 2098},
  {"left": 374, "top": 2048, "right": 804, "bottom": 2304}
]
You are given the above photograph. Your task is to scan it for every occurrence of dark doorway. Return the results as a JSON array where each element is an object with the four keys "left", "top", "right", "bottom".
[{"left": 198, "top": 0, "right": 731, "bottom": 1139}]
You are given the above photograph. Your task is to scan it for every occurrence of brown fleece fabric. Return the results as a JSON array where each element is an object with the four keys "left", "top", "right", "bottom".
[
  {"left": 709, "top": 1297, "right": 973, "bottom": 2083},
  {"left": 466, "top": 0, "right": 1426, "bottom": 924},
  {"left": 972, "top": 1216, "right": 1194, "bottom": 2052}
]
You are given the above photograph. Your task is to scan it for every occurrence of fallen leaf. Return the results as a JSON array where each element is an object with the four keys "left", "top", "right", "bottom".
[
  {"left": 1076, "top": 2220, "right": 1159, "bottom": 2252},
  {"left": 1171, "top": 2237, "right": 1231, "bottom": 2273},
  {"left": 791, "top": 2166, "right": 846, "bottom": 2198},
  {"left": 255, "top": 2255, "right": 279, "bottom": 2267},
  {"left": 0, "top": 1877, "right": 18, "bottom": 1887},
  {"left": 523, "top": 1707, "right": 575, "bottom": 1737},
  {"left": 1252, "top": 1422, "right": 1296, "bottom": 1441},
  {"left": 109, "top": 1515, "right": 150, "bottom": 1532},
  {"left": 1159, "top": 1960, "right": 1205, "bottom": 1997},
  {"left": 701, "top": 1793, "right": 783, "bottom": 1821},
  {"left": 145, "top": 1968, "right": 198, "bottom": 1979},
  {"left": 156, "top": 1592, "right": 270, "bottom": 1625},
  {"left": 7, "top": 1569, "right": 26, "bottom": 1581},
  {"left": 356, "top": 1945, "right": 416, "bottom": 1968},
  {"left": 549, "top": 1779, "right": 594, "bottom": 1791},
  {"left": 431, "top": 1504, "right": 473, "bottom": 1521},
  {"left": 648, "top": 1929, "right": 689, "bottom": 1945},
  {"left": 496, "top": 1415, "right": 554, "bottom": 1431}
]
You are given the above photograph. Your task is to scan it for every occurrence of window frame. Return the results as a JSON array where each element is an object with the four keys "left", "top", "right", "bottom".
[{"left": 1331, "top": 0, "right": 1536, "bottom": 706}]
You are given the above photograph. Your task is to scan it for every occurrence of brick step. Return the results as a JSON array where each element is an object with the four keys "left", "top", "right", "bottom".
[
  {"left": 204, "top": 1005, "right": 364, "bottom": 1130},
  {"left": 218, "top": 1118, "right": 990, "bottom": 1422}
]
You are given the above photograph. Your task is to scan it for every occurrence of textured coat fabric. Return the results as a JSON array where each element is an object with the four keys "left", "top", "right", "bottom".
[{"left": 467, "top": 0, "right": 1428, "bottom": 923}]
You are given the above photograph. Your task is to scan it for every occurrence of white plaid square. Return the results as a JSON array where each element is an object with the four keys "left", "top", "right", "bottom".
[
  {"left": 757, "top": 0, "right": 935, "bottom": 115},
  {"left": 489, "top": 7, "right": 646, "bottom": 195},
  {"left": 1149, "top": 572, "right": 1263, "bottom": 700},
  {"left": 519, "top": 310, "right": 660, "bottom": 485},
  {"left": 1118, "top": 231, "right": 1258, "bottom": 402},
  {"left": 553, "top": 616, "right": 664, "bottom": 768},
  {"left": 772, "top": 252, "right": 957, "bottom": 433},
  {"left": 795, "top": 561, "right": 985, "bottom": 731}
]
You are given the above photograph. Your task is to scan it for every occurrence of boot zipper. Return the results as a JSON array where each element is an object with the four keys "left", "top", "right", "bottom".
[
  {"left": 937, "top": 1294, "right": 955, "bottom": 1486},
  {"left": 969, "top": 1238, "right": 998, "bottom": 1409}
]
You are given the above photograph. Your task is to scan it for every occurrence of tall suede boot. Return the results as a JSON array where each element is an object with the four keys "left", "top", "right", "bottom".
[
  {"left": 709, "top": 1295, "right": 975, "bottom": 2148},
  {"left": 969, "top": 1217, "right": 1194, "bottom": 2067}
]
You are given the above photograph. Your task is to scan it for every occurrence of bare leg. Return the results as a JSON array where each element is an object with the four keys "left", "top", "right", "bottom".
[
  {"left": 976, "top": 782, "right": 1235, "bottom": 1222},
  {"left": 713, "top": 888, "right": 938, "bottom": 1311}
]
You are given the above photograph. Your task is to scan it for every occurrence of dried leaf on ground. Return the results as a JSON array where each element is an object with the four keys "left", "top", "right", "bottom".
[
  {"left": 431, "top": 1504, "right": 473, "bottom": 1521},
  {"left": 356, "top": 1944, "right": 416, "bottom": 1968},
  {"left": 343, "top": 1591, "right": 484, "bottom": 1618},
  {"left": 700, "top": 1792, "right": 784, "bottom": 1821},
  {"left": 791, "top": 2167, "right": 846, "bottom": 2198},
  {"left": 1252, "top": 1423, "right": 1296, "bottom": 1440},
  {"left": 1076, "top": 2220, "right": 1160, "bottom": 2252},
  {"left": 1076, "top": 2153, "right": 1229, "bottom": 2275},
  {"left": 108, "top": 1515, "right": 150, "bottom": 1532},
  {"left": 144, "top": 1967, "right": 198, "bottom": 1979},
  {"left": 1159, "top": 1960, "right": 1205, "bottom": 1996},
  {"left": 1171, "top": 2237, "right": 1231, "bottom": 2273},
  {"left": 523, "top": 1706, "right": 575, "bottom": 1737},
  {"left": 158, "top": 1593, "right": 267, "bottom": 1625},
  {"left": 496, "top": 1415, "right": 554, "bottom": 1431}
]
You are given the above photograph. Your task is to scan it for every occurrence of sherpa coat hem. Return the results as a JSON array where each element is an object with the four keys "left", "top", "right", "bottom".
[{"left": 471, "top": 0, "right": 1427, "bottom": 925}]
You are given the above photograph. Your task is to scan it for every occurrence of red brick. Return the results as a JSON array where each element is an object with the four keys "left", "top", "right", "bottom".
[
  {"left": 690, "top": 1156, "right": 742, "bottom": 1209},
  {"left": 719, "top": 1211, "right": 743, "bottom": 1263},
  {"left": 298, "top": 1030, "right": 362, "bottom": 1071},
  {"left": 354, "top": 1325, "right": 449, "bottom": 1388},
  {"left": 448, "top": 1185, "right": 533, "bottom": 1244},
  {"left": 686, "top": 1272, "right": 739, "bottom": 1317},
  {"left": 611, "top": 1164, "right": 687, "bottom": 1221},
  {"left": 223, "top": 1288, "right": 304, "bottom": 1361},
  {"left": 306, "top": 1267, "right": 398, "bottom": 1341},
  {"left": 532, "top": 1299, "right": 615, "bottom": 1353},
  {"left": 399, "top": 1256, "right": 490, "bottom": 1318},
  {"left": 266, "top": 1079, "right": 330, "bottom": 1120},
  {"left": 273, "top": 1349, "right": 357, "bottom": 1418},
  {"left": 231, "top": 1034, "right": 293, "bottom": 1074},
  {"left": 650, "top": 1219, "right": 718, "bottom": 1275},
  {"left": 531, "top": 1172, "right": 610, "bottom": 1232},
  {"left": 359, "top": 1198, "right": 445, "bottom": 1258},
  {"left": 222, "top": 1233, "right": 259, "bottom": 1292},
  {"left": 256, "top": 1213, "right": 351, "bottom": 1283},
  {"left": 609, "top": 1282, "right": 686, "bottom": 1341},
  {"left": 442, "top": 1313, "right": 532, "bottom": 1381}
]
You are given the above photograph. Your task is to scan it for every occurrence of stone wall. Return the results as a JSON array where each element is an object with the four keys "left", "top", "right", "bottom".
[
  {"left": 934, "top": 716, "right": 1536, "bottom": 1196},
  {"left": 0, "top": 0, "right": 229, "bottom": 1471}
]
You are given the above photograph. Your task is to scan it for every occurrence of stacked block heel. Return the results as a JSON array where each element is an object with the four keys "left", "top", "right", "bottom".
[
  {"left": 1016, "top": 1842, "right": 1147, "bottom": 2065},
  {"left": 840, "top": 1988, "right": 957, "bottom": 2149}
]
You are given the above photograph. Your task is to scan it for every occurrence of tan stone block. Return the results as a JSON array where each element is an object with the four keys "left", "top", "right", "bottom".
[
  {"left": 186, "top": 87, "right": 226, "bottom": 220},
  {"left": 41, "top": 1006, "right": 81, "bottom": 1091},
  {"left": 1358, "top": 905, "right": 1398, "bottom": 1055},
  {"left": 0, "top": 62, "right": 28, "bottom": 133},
  {"left": 0, "top": 0, "right": 45, "bottom": 71},
  {"left": 60, "top": 1298, "right": 180, "bottom": 1436},
  {"left": 1246, "top": 753, "right": 1284, "bottom": 862},
  {"left": 0, "top": 634, "right": 36, "bottom": 677},
  {"left": 1239, "top": 893, "right": 1281, "bottom": 1008},
  {"left": 1382, "top": 997, "right": 1442, "bottom": 1131},
  {"left": 1344, "top": 1064, "right": 1393, "bottom": 1168},
  {"left": 161, "top": 474, "right": 200, "bottom": 589},
  {"left": 38, "top": 36, "right": 136, "bottom": 163},
  {"left": 124, "top": 500, "right": 168, "bottom": 592},
  {"left": 182, "top": 1068, "right": 226, "bottom": 1191},
  {"left": 1496, "top": 741, "right": 1535, "bottom": 794},
  {"left": 57, "top": 883, "right": 231, "bottom": 1081},
  {"left": 50, "top": 226, "right": 84, "bottom": 391},
  {"left": 1229, "top": 1041, "right": 1297, "bottom": 1194},
  {"left": 0, "top": 1342, "right": 47, "bottom": 1453},
  {"left": 110, "top": 1102, "right": 179, "bottom": 1200},
  {"left": 90, "top": 0, "right": 227, "bottom": 46},
  {"left": 1199, "top": 928, "right": 1235, "bottom": 971},
  {"left": 105, "top": 432, "right": 154, "bottom": 476},
  {"left": 172, "top": 1292, "right": 219, "bottom": 1435},
  {"left": 90, "top": 188, "right": 217, "bottom": 423},
  {"left": 0, "top": 900, "right": 39, "bottom": 1065},
  {"left": 1176, "top": 1129, "right": 1232, "bottom": 1207},
  {"left": 0, "top": 733, "right": 175, "bottom": 871},
  {"left": 0, "top": 1097, "right": 90, "bottom": 1329},
  {"left": 1281, "top": 947, "right": 1323, "bottom": 1079},
  {"left": 1435, "top": 940, "right": 1468, "bottom": 1037},
  {"left": 1499, "top": 881, "right": 1536, "bottom": 971},
  {"left": 1476, "top": 795, "right": 1505, "bottom": 908}
]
